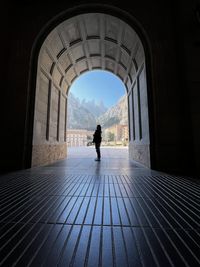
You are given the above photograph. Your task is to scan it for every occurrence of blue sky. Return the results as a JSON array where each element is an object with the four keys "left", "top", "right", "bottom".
[{"left": 69, "top": 70, "right": 126, "bottom": 108}]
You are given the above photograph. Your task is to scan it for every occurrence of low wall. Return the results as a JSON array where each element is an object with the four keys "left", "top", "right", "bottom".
[
  {"left": 32, "top": 143, "right": 67, "bottom": 167},
  {"left": 129, "top": 142, "right": 150, "bottom": 168}
]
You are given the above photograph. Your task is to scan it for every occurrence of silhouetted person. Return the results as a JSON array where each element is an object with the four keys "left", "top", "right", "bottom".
[{"left": 93, "top": 125, "right": 102, "bottom": 161}]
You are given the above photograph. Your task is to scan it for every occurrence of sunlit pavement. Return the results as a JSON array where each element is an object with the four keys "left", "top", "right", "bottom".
[
  {"left": 0, "top": 147, "right": 200, "bottom": 266},
  {"left": 44, "top": 146, "right": 150, "bottom": 176}
]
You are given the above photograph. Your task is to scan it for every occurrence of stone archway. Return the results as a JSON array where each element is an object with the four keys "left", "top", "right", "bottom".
[{"left": 31, "top": 12, "right": 151, "bottom": 167}]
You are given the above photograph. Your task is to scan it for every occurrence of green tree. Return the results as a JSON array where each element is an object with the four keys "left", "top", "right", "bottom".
[{"left": 107, "top": 132, "right": 115, "bottom": 141}]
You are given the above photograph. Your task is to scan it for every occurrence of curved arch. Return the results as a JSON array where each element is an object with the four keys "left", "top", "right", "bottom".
[
  {"left": 67, "top": 69, "right": 127, "bottom": 97},
  {"left": 25, "top": 4, "right": 155, "bottom": 169}
]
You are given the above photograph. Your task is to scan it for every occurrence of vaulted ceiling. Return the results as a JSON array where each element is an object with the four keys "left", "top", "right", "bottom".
[{"left": 39, "top": 13, "right": 144, "bottom": 94}]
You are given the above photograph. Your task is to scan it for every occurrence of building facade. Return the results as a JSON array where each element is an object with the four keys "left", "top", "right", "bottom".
[
  {"left": 67, "top": 129, "right": 93, "bottom": 147},
  {"left": 104, "top": 125, "right": 129, "bottom": 143}
]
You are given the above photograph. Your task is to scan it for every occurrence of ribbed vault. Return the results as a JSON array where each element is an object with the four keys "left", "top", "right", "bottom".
[{"left": 33, "top": 13, "right": 149, "bottom": 167}]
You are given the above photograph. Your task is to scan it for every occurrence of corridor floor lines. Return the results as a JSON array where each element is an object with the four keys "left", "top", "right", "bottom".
[{"left": 0, "top": 147, "right": 199, "bottom": 266}]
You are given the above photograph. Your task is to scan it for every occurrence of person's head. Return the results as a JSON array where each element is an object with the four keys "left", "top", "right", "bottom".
[{"left": 97, "top": 125, "right": 101, "bottom": 131}]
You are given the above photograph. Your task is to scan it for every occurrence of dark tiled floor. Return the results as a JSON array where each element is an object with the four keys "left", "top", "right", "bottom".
[{"left": 0, "top": 147, "right": 200, "bottom": 266}]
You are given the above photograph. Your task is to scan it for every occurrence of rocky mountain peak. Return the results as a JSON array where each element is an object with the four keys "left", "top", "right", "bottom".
[{"left": 67, "top": 93, "right": 128, "bottom": 130}]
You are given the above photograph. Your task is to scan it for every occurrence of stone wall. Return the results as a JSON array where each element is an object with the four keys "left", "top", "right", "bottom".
[
  {"left": 32, "top": 44, "right": 68, "bottom": 167},
  {"left": 32, "top": 143, "right": 67, "bottom": 167},
  {"left": 127, "top": 49, "right": 150, "bottom": 167},
  {"left": 129, "top": 142, "right": 150, "bottom": 167}
]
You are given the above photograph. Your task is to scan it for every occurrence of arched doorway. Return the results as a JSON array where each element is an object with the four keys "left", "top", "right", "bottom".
[{"left": 29, "top": 9, "right": 153, "bottom": 168}]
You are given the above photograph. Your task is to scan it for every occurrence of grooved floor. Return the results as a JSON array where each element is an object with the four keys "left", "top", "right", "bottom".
[{"left": 0, "top": 147, "right": 200, "bottom": 267}]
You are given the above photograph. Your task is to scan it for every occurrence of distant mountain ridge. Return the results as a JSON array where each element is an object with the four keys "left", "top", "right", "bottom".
[
  {"left": 67, "top": 92, "right": 128, "bottom": 130},
  {"left": 67, "top": 93, "right": 97, "bottom": 130},
  {"left": 97, "top": 95, "right": 128, "bottom": 128},
  {"left": 81, "top": 98, "right": 107, "bottom": 118}
]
